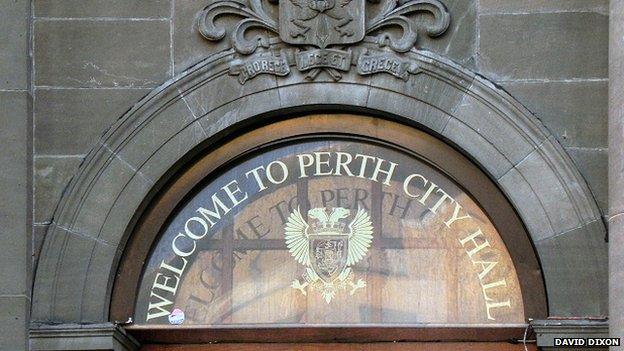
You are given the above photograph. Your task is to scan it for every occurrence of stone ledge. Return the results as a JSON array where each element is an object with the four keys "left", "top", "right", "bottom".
[
  {"left": 531, "top": 318, "right": 609, "bottom": 348},
  {"left": 30, "top": 323, "right": 139, "bottom": 351}
]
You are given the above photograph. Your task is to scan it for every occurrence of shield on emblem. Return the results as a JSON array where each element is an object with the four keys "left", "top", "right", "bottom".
[
  {"left": 309, "top": 235, "right": 349, "bottom": 282},
  {"left": 279, "top": 0, "right": 365, "bottom": 48}
]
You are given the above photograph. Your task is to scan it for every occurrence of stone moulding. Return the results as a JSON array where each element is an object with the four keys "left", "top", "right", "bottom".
[
  {"left": 29, "top": 323, "right": 139, "bottom": 351},
  {"left": 31, "top": 40, "right": 606, "bottom": 330},
  {"left": 531, "top": 319, "right": 609, "bottom": 348}
]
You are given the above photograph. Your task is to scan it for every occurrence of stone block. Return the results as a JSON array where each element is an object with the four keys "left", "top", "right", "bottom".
[
  {"left": 182, "top": 70, "right": 276, "bottom": 118},
  {"left": 60, "top": 152, "right": 136, "bottom": 237},
  {"left": 45, "top": 229, "right": 97, "bottom": 322},
  {"left": 451, "top": 92, "right": 539, "bottom": 165},
  {"left": 0, "top": 231, "right": 29, "bottom": 295},
  {"left": 277, "top": 82, "right": 370, "bottom": 109},
  {"left": 369, "top": 70, "right": 472, "bottom": 117},
  {"left": 80, "top": 243, "right": 120, "bottom": 322},
  {"left": 198, "top": 88, "right": 282, "bottom": 136},
  {"left": 367, "top": 87, "right": 451, "bottom": 134},
  {"left": 609, "top": 215, "right": 624, "bottom": 337},
  {"left": 0, "top": 296, "right": 28, "bottom": 351},
  {"left": 499, "top": 168, "right": 555, "bottom": 241},
  {"left": 513, "top": 137, "right": 584, "bottom": 234},
  {"left": 34, "top": 156, "right": 83, "bottom": 224},
  {"left": 173, "top": 0, "right": 224, "bottom": 73},
  {"left": 34, "top": 20, "right": 171, "bottom": 88},
  {"left": 35, "top": 0, "right": 171, "bottom": 18},
  {"left": 33, "top": 224, "right": 49, "bottom": 267},
  {"left": 535, "top": 221, "right": 607, "bottom": 316},
  {"left": 419, "top": 0, "right": 477, "bottom": 68},
  {"left": 502, "top": 80, "right": 607, "bottom": 148},
  {"left": 479, "top": 0, "right": 608, "bottom": 15},
  {"left": 35, "top": 88, "right": 151, "bottom": 155},
  {"left": 75, "top": 158, "right": 150, "bottom": 244},
  {"left": 478, "top": 12, "right": 608, "bottom": 80},
  {"left": 139, "top": 120, "right": 211, "bottom": 183},
  {"left": 32, "top": 225, "right": 68, "bottom": 322},
  {"left": 0, "top": 91, "right": 30, "bottom": 296},
  {"left": 441, "top": 117, "right": 514, "bottom": 179},
  {"left": 97, "top": 172, "right": 154, "bottom": 246},
  {"left": 566, "top": 147, "right": 607, "bottom": 215},
  {"left": 0, "top": 0, "right": 29, "bottom": 89},
  {"left": 113, "top": 97, "right": 199, "bottom": 170}
]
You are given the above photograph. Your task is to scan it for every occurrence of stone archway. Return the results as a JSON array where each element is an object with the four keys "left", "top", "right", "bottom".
[{"left": 31, "top": 46, "right": 606, "bottom": 326}]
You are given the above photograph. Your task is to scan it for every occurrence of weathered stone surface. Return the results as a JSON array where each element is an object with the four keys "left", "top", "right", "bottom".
[
  {"left": 35, "top": 0, "right": 171, "bottom": 18},
  {"left": 182, "top": 70, "right": 276, "bottom": 118},
  {"left": 478, "top": 12, "right": 608, "bottom": 80},
  {"left": 0, "top": 91, "right": 30, "bottom": 297},
  {"left": 173, "top": 0, "right": 221, "bottom": 73},
  {"left": 536, "top": 220, "right": 607, "bottom": 316},
  {"left": 0, "top": 296, "right": 28, "bottom": 350},
  {"left": 441, "top": 117, "right": 514, "bottom": 179},
  {"left": 0, "top": 0, "right": 29, "bottom": 89},
  {"left": 30, "top": 323, "right": 140, "bottom": 351},
  {"left": 367, "top": 87, "right": 451, "bottom": 134},
  {"left": 35, "top": 88, "right": 150, "bottom": 155},
  {"left": 68, "top": 153, "right": 147, "bottom": 240},
  {"left": 278, "top": 82, "right": 370, "bottom": 109},
  {"left": 113, "top": 96, "right": 199, "bottom": 170},
  {"left": 610, "top": 215, "right": 624, "bottom": 338},
  {"left": 138, "top": 120, "right": 209, "bottom": 183},
  {"left": 34, "top": 157, "right": 83, "bottom": 225},
  {"left": 609, "top": 0, "right": 624, "bottom": 341},
  {"left": 49, "top": 232, "right": 98, "bottom": 322},
  {"left": 514, "top": 137, "right": 589, "bottom": 234},
  {"left": 567, "top": 147, "right": 607, "bottom": 215},
  {"left": 0, "top": 232, "right": 29, "bottom": 294},
  {"left": 419, "top": 0, "right": 477, "bottom": 68},
  {"left": 32, "top": 225, "right": 66, "bottom": 321},
  {"left": 532, "top": 319, "right": 609, "bottom": 349},
  {"left": 451, "top": 91, "right": 539, "bottom": 165},
  {"left": 369, "top": 69, "right": 472, "bottom": 118},
  {"left": 502, "top": 80, "right": 607, "bottom": 148},
  {"left": 32, "top": 226, "right": 115, "bottom": 323},
  {"left": 32, "top": 224, "right": 49, "bottom": 267},
  {"left": 196, "top": 88, "right": 281, "bottom": 139},
  {"left": 80, "top": 243, "right": 120, "bottom": 322},
  {"left": 499, "top": 168, "right": 555, "bottom": 241},
  {"left": 479, "top": 0, "right": 608, "bottom": 15},
  {"left": 609, "top": 3, "right": 624, "bottom": 218},
  {"left": 34, "top": 20, "right": 171, "bottom": 88},
  {"left": 97, "top": 171, "right": 154, "bottom": 246}
]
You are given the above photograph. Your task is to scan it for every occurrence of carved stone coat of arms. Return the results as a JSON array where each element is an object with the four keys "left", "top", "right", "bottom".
[{"left": 197, "top": 0, "right": 450, "bottom": 83}]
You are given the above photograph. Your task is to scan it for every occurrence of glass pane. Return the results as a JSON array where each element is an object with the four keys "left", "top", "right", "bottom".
[{"left": 134, "top": 139, "right": 525, "bottom": 326}]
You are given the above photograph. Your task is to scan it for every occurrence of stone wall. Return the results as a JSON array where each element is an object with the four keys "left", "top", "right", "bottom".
[
  {"left": 32, "top": 1, "right": 609, "bottom": 261},
  {"left": 0, "top": 0, "right": 608, "bottom": 349},
  {"left": 0, "top": 0, "right": 31, "bottom": 350}
]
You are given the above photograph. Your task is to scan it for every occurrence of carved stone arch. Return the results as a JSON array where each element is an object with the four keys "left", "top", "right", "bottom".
[{"left": 31, "top": 47, "right": 606, "bottom": 325}]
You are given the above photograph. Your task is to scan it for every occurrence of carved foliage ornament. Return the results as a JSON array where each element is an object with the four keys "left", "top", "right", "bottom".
[{"left": 198, "top": 0, "right": 450, "bottom": 83}]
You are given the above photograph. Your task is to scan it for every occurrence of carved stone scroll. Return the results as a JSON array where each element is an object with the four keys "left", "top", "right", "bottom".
[{"left": 197, "top": 0, "right": 451, "bottom": 83}]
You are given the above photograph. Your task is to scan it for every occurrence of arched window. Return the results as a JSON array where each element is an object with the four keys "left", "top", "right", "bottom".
[{"left": 112, "top": 114, "right": 546, "bottom": 348}]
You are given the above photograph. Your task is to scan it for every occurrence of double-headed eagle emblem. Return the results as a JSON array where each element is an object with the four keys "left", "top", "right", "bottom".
[{"left": 284, "top": 207, "right": 373, "bottom": 303}]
